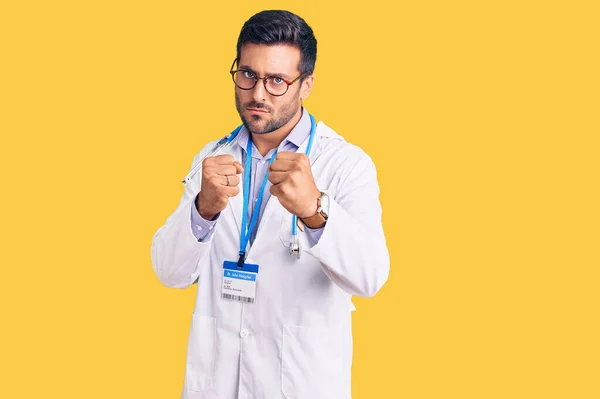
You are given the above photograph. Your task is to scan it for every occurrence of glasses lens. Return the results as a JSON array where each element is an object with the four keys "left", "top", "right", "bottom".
[
  {"left": 265, "top": 77, "right": 288, "bottom": 96},
  {"left": 233, "top": 71, "right": 256, "bottom": 90}
]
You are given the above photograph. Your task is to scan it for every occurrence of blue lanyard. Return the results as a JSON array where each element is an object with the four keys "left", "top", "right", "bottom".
[
  {"left": 238, "top": 135, "right": 278, "bottom": 266},
  {"left": 237, "top": 113, "right": 317, "bottom": 267}
]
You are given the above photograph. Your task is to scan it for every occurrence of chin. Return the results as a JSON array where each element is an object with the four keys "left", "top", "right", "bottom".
[{"left": 245, "top": 118, "right": 270, "bottom": 134}]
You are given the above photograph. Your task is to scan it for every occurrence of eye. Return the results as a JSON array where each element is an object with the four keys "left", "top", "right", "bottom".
[
  {"left": 243, "top": 71, "right": 256, "bottom": 79},
  {"left": 271, "top": 77, "right": 285, "bottom": 85}
]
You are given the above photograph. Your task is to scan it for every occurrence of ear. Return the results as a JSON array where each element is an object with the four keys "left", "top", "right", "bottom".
[{"left": 299, "top": 75, "right": 314, "bottom": 101}]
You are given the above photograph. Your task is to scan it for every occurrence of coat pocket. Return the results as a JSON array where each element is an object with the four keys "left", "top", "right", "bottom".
[
  {"left": 281, "top": 324, "right": 346, "bottom": 399},
  {"left": 185, "top": 315, "right": 217, "bottom": 393}
]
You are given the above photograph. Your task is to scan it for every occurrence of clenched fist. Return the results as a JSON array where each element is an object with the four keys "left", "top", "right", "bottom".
[
  {"left": 196, "top": 154, "right": 243, "bottom": 220},
  {"left": 268, "top": 152, "right": 320, "bottom": 219}
]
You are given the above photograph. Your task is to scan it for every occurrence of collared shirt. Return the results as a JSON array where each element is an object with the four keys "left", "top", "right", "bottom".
[{"left": 191, "top": 108, "right": 323, "bottom": 246}]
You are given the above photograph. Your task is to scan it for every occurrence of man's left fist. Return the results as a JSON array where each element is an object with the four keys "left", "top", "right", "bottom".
[{"left": 268, "top": 152, "right": 320, "bottom": 218}]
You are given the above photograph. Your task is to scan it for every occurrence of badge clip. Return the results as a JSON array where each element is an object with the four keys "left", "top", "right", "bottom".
[{"left": 237, "top": 252, "right": 246, "bottom": 268}]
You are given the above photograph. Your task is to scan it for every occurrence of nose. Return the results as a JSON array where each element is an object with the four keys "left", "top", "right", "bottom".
[{"left": 251, "top": 78, "right": 268, "bottom": 103}]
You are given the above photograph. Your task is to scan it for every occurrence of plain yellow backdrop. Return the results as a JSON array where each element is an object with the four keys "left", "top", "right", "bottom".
[{"left": 1, "top": 1, "right": 598, "bottom": 398}]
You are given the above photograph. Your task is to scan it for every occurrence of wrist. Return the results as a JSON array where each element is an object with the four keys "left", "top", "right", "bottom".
[
  {"left": 300, "top": 191, "right": 329, "bottom": 229},
  {"left": 297, "top": 205, "right": 318, "bottom": 220},
  {"left": 196, "top": 195, "right": 217, "bottom": 220},
  {"left": 199, "top": 211, "right": 217, "bottom": 221},
  {"left": 297, "top": 189, "right": 321, "bottom": 219}
]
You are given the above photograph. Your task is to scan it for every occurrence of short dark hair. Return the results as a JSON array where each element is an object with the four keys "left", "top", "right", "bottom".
[{"left": 236, "top": 10, "right": 317, "bottom": 76}]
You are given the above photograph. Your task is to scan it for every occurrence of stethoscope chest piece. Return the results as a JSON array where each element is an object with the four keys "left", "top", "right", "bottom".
[{"left": 289, "top": 237, "right": 301, "bottom": 260}]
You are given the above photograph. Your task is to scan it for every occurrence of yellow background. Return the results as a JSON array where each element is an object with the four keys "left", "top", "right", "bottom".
[{"left": 1, "top": 0, "right": 598, "bottom": 398}]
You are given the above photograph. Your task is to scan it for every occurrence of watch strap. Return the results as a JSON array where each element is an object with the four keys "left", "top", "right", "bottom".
[
  {"left": 301, "top": 193, "right": 327, "bottom": 229},
  {"left": 301, "top": 211, "right": 327, "bottom": 229}
]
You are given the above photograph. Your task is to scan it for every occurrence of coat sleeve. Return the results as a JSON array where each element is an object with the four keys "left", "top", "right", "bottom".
[
  {"left": 305, "top": 149, "right": 390, "bottom": 298},
  {"left": 150, "top": 144, "right": 215, "bottom": 289}
]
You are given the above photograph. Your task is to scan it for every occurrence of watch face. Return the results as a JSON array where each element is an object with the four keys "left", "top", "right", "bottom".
[{"left": 320, "top": 193, "right": 330, "bottom": 218}]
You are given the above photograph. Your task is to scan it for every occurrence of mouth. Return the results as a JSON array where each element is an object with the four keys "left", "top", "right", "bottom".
[{"left": 246, "top": 107, "right": 269, "bottom": 114}]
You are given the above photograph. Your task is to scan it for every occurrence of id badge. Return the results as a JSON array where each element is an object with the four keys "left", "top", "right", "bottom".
[{"left": 222, "top": 261, "right": 259, "bottom": 303}]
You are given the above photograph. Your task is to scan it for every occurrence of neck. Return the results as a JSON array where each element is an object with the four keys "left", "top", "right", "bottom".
[{"left": 251, "top": 108, "right": 303, "bottom": 156}]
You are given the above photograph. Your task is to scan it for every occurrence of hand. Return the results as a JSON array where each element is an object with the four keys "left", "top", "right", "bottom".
[
  {"left": 196, "top": 155, "right": 243, "bottom": 220},
  {"left": 268, "top": 152, "right": 320, "bottom": 218}
]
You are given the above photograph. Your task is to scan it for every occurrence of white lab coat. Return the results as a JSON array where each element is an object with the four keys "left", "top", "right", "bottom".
[{"left": 151, "top": 121, "right": 390, "bottom": 399}]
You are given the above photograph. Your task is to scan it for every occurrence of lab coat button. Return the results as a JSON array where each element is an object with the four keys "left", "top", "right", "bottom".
[{"left": 240, "top": 329, "right": 249, "bottom": 338}]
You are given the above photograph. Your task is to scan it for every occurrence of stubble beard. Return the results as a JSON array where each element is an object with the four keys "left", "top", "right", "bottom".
[{"left": 235, "top": 92, "right": 301, "bottom": 135}]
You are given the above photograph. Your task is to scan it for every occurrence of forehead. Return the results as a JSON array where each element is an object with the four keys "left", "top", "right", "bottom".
[{"left": 238, "top": 43, "right": 301, "bottom": 74}]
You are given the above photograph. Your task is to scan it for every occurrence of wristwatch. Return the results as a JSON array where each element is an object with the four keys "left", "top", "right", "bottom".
[{"left": 301, "top": 191, "right": 329, "bottom": 229}]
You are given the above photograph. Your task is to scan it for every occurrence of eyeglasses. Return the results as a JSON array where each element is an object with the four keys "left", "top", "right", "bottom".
[{"left": 230, "top": 58, "right": 305, "bottom": 97}]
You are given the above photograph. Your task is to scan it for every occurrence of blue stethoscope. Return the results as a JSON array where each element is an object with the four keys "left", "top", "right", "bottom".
[{"left": 181, "top": 114, "right": 318, "bottom": 261}]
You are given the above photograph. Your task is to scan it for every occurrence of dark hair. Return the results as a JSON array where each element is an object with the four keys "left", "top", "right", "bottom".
[{"left": 236, "top": 10, "right": 317, "bottom": 76}]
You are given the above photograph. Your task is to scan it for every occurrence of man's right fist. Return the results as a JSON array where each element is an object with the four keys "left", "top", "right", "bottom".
[{"left": 196, "top": 154, "right": 243, "bottom": 220}]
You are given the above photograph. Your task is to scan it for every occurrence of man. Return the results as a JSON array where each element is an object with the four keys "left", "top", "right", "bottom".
[{"left": 151, "top": 10, "right": 389, "bottom": 399}]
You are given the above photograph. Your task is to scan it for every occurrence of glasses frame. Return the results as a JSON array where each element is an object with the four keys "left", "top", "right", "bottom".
[{"left": 229, "top": 58, "right": 305, "bottom": 97}]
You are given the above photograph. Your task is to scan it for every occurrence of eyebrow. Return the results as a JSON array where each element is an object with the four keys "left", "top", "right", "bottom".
[{"left": 238, "top": 64, "right": 292, "bottom": 80}]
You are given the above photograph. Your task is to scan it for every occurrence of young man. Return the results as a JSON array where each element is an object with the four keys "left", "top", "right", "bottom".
[{"left": 151, "top": 10, "right": 389, "bottom": 399}]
